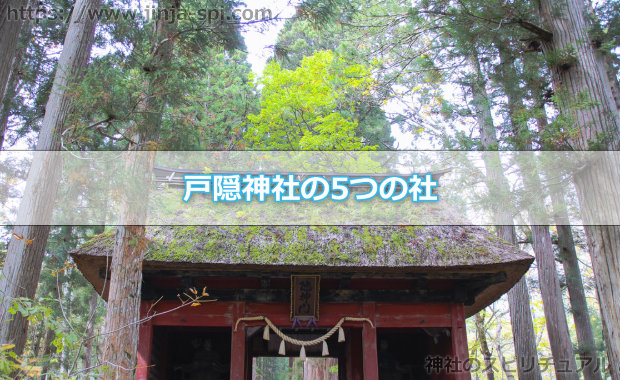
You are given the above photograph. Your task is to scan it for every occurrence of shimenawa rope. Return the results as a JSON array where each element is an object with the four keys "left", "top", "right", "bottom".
[{"left": 233, "top": 316, "right": 374, "bottom": 358}]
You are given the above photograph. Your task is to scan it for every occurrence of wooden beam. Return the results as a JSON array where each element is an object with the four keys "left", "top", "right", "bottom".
[
  {"left": 141, "top": 288, "right": 464, "bottom": 304},
  {"left": 230, "top": 302, "right": 246, "bottom": 380},
  {"left": 375, "top": 303, "right": 452, "bottom": 327},
  {"left": 362, "top": 302, "right": 378, "bottom": 379},
  {"left": 144, "top": 301, "right": 456, "bottom": 328},
  {"left": 142, "top": 300, "right": 457, "bottom": 332}
]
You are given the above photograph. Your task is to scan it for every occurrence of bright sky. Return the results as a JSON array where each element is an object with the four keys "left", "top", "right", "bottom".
[{"left": 239, "top": 0, "right": 298, "bottom": 74}]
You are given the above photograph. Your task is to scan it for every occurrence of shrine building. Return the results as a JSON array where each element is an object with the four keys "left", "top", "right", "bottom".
[{"left": 72, "top": 225, "right": 532, "bottom": 380}]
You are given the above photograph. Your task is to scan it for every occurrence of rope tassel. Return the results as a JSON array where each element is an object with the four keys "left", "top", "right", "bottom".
[
  {"left": 338, "top": 327, "right": 345, "bottom": 342},
  {"left": 299, "top": 345, "right": 306, "bottom": 360},
  {"left": 322, "top": 341, "right": 329, "bottom": 356},
  {"left": 263, "top": 325, "right": 270, "bottom": 341},
  {"left": 279, "top": 340, "right": 286, "bottom": 355}
]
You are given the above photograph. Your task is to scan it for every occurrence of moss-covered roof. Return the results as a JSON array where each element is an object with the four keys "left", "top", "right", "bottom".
[
  {"left": 75, "top": 225, "right": 530, "bottom": 268},
  {"left": 72, "top": 225, "right": 533, "bottom": 316}
]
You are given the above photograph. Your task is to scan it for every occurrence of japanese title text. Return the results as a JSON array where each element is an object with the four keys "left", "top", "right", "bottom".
[{"left": 182, "top": 174, "right": 439, "bottom": 203}]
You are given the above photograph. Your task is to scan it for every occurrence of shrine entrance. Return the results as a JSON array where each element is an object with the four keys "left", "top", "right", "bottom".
[
  {"left": 143, "top": 323, "right": 454, "bottom": 380},
  {"left": 137, "top": 301, "right": 469, "bottom": 380},
  {"left": 246, "top": 326, "right": 362, "bottom": 380}
]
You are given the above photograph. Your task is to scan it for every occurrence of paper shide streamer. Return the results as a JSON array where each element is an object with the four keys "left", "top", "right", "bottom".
[{"left": 234, "top": 316, "right": 374, "bottom": 359}]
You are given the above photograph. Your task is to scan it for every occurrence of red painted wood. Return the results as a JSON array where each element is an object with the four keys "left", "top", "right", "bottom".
[
  {"left": 362, "top": 303, "right": 378, "bottom": 380},
  {"left": 147, "top": 301, "right": 234, "bottom": 326},
  {"left": 137, "top": 302, "right": 154, "bottom": 380},
  {"left": 375, "top": 303, "right": 452, "bottom": 327},
  {"left": 138, "top": 300, "right": 461, "bottom": 380},
  {"left": 144, "top": 301, "right": 455, "bottom": 328},
  {"left": 244, "top": 302, "right": 364, "bottom": 321},
  {"left": 345, "top": 328, "right": 363, "bottom": 380},
  {"left": 230, "top": 302, "right": 246, "bottom": 380},
  {"left": 451, "top": 303, "right": 471, "bottom": 380}
]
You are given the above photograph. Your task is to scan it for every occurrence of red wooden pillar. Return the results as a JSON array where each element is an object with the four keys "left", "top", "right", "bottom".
[
  {"left": 345, "top": 328, "right": 363, "bottom": 380},
  {"left": 451, "top": 303, "right": 471, "bottom": 380},
  {"left": 230, "top": 302, "right": 246, "bottom": 380},
  {"left": 136, "top": 302, "right": 153, "bottom": 380},
  {"left": 362, "top": 302, "right": 378, "bottom": 380}
]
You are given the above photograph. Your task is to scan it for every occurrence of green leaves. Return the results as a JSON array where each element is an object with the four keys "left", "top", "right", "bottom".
[{"left": 245, "top": 50, "right": 377, "bottom": 150}]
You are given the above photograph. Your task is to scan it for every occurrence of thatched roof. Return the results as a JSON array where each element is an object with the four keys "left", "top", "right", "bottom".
[{"left": 72, "top": 225, "right": 533, "bottom": 316}]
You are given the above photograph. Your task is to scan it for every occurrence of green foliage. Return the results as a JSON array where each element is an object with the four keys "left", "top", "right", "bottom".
[
  {"left": 539, "top": 89, "right": 604, "bottom": 148},
  {"left": 1, "top": 0, "right": 74, "bottom": 148},
  {"left": 0, "top": 227, "right": 107, "bottom": 378},
  {"left": 64, "top": 0, "right": 250, "bottom": 150},
  {"left": 273, "top": 15, "right": 395, "bottom": 148},
  {"left": 0, "top": 297, "right": 102, "bottom": 379},
  {"left": 246, "top": 50, "right": 377, "bottom": 150},
  {"left": 545, "top": 45, "right": 578, "bottom": 70},
  {"left": 158, "top": 50, "right": 259, "bottom": 150}
]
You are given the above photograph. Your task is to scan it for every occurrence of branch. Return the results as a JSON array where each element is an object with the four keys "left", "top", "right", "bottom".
[{"left": 512, "top": 19, "right": 553, "bottom": 41}]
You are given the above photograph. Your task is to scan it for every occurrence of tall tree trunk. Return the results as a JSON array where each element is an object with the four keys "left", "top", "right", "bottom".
[
  {"left": 556, "top": 224, "right": 602, "bottom": 380},
  {"left": 468, "top": 51, "right": 543, "bottom": 380},
  {"left": 0, "top": 0, "right": 28, "bottom": 101},
  {"left": 101, "top": 224, "right": 147, "bottom": 379},
  {"left": 530, "top": 225, "right": 579, "bottom": 380},
  {"left": 581, "top": 225, "right": 620, "bottom": 379},
  {"left": 82, "top": 289, "right": 99, "bottom": 371},
  {"left": 39, "top": 325, "right": 55, "bottom": 376},
  {"left": 0, "top": 18, "right": 27, "bottom": 149},
  {"left": 494, "top": 39, "right": 580, "bottom": 380},
  {"left": 101, "top": 2, "right": 178, "bottom": 378},
  {"left": 503, "top": 228, "right": 544, "bottom": 380},
  {"left": 546, "top": 158, "right": 602, "bottom": 380},
  {"left": 537, "top": 0, "right": 620, "bottom": 376},
  {"left": 475, "top": 312, "right": 495, "bottom": 380},
  {"left": 512, "top": 103, "right": 579, "bottom": 380},
  {"left": 0, "top": 0, "right": 100, "bottom": 356}
]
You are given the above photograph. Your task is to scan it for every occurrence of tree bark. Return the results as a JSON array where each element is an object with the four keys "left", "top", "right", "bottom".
[
  {"left": 101, "top": 2, "right": 178, "bottom": 378},
  {"left": 530, "top": 225, "right": 579, "bottom": 380},
  {"left": 468, "top": 51, "right": 543, "bottom": 380},
  {"left": 536, "top": 0, "right": 620, "bottom": 376},
  {"left": 581, "top": 224, "right": 620, "bottom": 378},
  {"left": 0, "top": 0, "right": 100, "bottom": 356},
  {"left": 494, "top": 37, "right": 580, "bottom": 380},
  {"left": 0, "top": 18, "right": 27, "bottom": 149},
  {"left": 505, "top": 251, "right": 543, "bottom": 380},
  {"left": 101, "top": 225, "right": 147, "bottom": 379},
  {"left": 475, "top": 312, "right": 495, "bottom": 380},
  {"left": 556, "top": 223, "right": 603, "bottom": 380},
  {"left": 512, "top": 110, "right": 579, "bottom": 380},
  {"left": 0, "top": 0, "right": 28, "bottom": 102}
]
